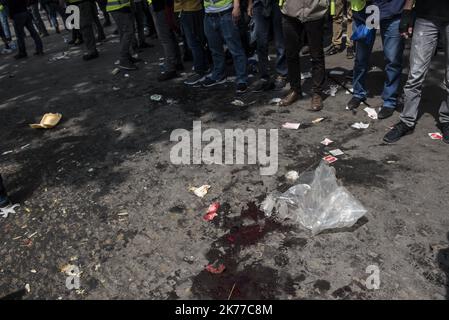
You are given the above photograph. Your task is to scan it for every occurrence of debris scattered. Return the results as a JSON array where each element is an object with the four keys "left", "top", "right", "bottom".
[
  {"left": 0, "top": 204, "right": 20, "bottom": 218},
  {"left": 351, "top": 122, "right": 370, "bottom": 129},
  {"left": 428, "top": 132, "right": 443, "bottom": 140},
  {"left": 150, "top": 94, "right": 162, "bottom": 102},
  {"left": 364, "top": 107, "right": 378, "bottom": 120},
  {"left": 112, "top": 86, "right": 120, "bottom": 91},
  {"left": 285, "top": 171, "right": 299, "bottom": 182},
  {"left": 112, "top": 68, "right": 120, "bottom": 75},
  {"left": 324, "top": 85, "right": 339, "bottom": 97},
  {"left": 329, "top": 149, "right": 344, "bottom": 156},
  {"left": 262, "top": 162, "right": 367, "bottom": 235},
  {"left": 269, "top": 98, "right": 282, "bottom": 105},
  {"left": 231, "top": 99, "right": 245, "bottom": 107},
  {"left": 321, "top": 138, "right": 334, "bottom": 146},
  {"left": 1, "top": 150, "right": 13, "bottom": 155},
  {"left": 124, "top": 73, "right": 129, "bottom": 78},
  {"left": 25, "top": 284, "right": 30, "bottom": 293},
  {"left": 189, "top": 185, "right": 211, "bottom": 198},
  {"left": 301, "top": 72, "right": 312, "bottom": 80},
  {"left": 203, "top": 202, "right": 220, "bottom": 221},
  {"left": 29, "top": 113, "right": 62, "bottom": 129},
  {"left": 312, "top": 117, "right": 325, "bottom": 124},
  {"left": 205, "top": 264, "right": 226, "bottom": 274},
  {"left": 30, "top": 269, "right": 37, "bottom": 273},
  {"left": 282, "top": 122, "right": 301, "bottom": 130},
  {"left": 20, "top": 144, "right": 30, "bottom": 149},
  {"left": 323, "top": 155, "right": 338, "bottom": 164},
  {"left": 117, "top": 212, "right": 128, "bottom": 216},
  {"left": 329, "top": 70, "right": 345, "bottom": 76}
]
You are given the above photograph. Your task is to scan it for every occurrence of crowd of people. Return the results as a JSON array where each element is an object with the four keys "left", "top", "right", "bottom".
[{"left": 0, "top": 0, "right": 448, "bottom": 211}]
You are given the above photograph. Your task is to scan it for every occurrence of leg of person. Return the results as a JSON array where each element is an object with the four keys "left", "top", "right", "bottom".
[
  {"left": 24, "top": 11, "right": 43, "bottom": 54},
  {"left": 220, "top": 12, "right": 248, "bottom": 92},
  {"left": 349, "top": 15, "right": 376, "bottom": 110},
  {"left": 384, "top": 18, "right": 439, "bottom": 143},
  {"left": 91, "top": 2, "right": 106, "bottom": 40},
  {"left": 142, "top": 0, "right": 156, "bottom": 36},
  {"left": 134, "top": 1, "right": 146, "bottom": 47},
  {"left": 346, "top": 2, "right": 354, "bottom": 58},
  {"left": 151, "top": 8, "right": 179, "bottom": 78},
  {"left": 280, "top": 15, "right": 302, "bottom": 106},
  {"left": 12, "top": 13, "right": 28, "bottom": 57},
  {"left": 48, "top": 3, "right": 60, "bottom": 33},
  {"left": 0, "top": 174, "right": 10, "bottom": 208},
  {"left": 0, "top": 8, "right": 11, "bottom": 40},
  {"left": 378, "top": 17, "right": 404, "bottom": 119},
  {"left": 78, "top": 2, "right": 98, "bottom": 57},
  {"left": 98, "top": 0, "right": 111, "bottom": 26},
  {"left": 438, "top": 22, "right": 449, "bottom": 143},
  {"left": 30, "top": 3, "right": 49, "bottom": 36},
  {"left": 272, "top": 2, "right": 287, "bottom": 78},
  {"left": 330, "top": 0, "right": 344, "bottom": 52},
  {"left": 111, "top": 11, "right": 135, "bottom": 68},
  {"left": 181, "top": 10, "right": 208, "bottom": 85},
  {"left": 252, "top": 4, "right": 272, "bottom": 91},
  {"left": 305, "top": 17, "right": 326, "bottom": 111},
  {"left": 203, "top": 14, "right": 226, "bottom": 85}
]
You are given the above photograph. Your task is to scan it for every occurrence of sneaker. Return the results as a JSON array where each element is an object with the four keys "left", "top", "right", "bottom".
[
  {"left": 252, "top": 77, "right": 274, "bottom": 92},
  {"left": 378, "top": 106, "right": 395, "bottom": 119},
  {"left": 14, "top": 52, "right": 27, "bottom": 59},
  {"left": 82, "top": 50, "right": 99, "bottom": 61},
  {"left": 346, "top": 46, "right": 354, "bottom": 59},
  {"left": 274, "top": 75, "right": 287, "bottom": 90},
  {"left": 383, "top": 121, "right": 414, "bottom": 143},
  {"left": 158, "top": 70, "right": 178, "bottom": 82},
  {"left": 236, "top": 83, "right": 248, "bottom": 94},
  {"left": 119, "top": 60, "right": 138, "bottom": 70},
  {"left": 201, "top": 76, "right": 226, "bottom": 88},
  {"left": 347, "top": 96, "right": 364, "bottom": 111},
  {"left": 441, "top": 122, "right": 449, "bottom": 144},
  {"left": 325, "top": 44, "right": 342, "bottom": 56},
  {"left": 184, "top": 73, "right": 206, "bottom": 86},
  {"left": 310, "top": 94, "right": 323, "bottom": 111}
]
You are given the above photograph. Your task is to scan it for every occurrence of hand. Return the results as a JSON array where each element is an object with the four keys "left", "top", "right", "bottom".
[
  {"left": 232, "top": 6, "right": 241, "bottom": 24},
  {"left": 399, "top": 9, "right": 413, "bottom": 39},
  {"left": 247, "top": 3, "right": 253, "bottom": 17}
]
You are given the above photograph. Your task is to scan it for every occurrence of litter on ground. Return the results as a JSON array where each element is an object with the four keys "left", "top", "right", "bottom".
[
  {"left": 329, "top": 149, "right": 344, "bottom": 156},
  {"left": 364, "top": 107, "right": 378, "bottom": 120},
  {"left": 428, "top": 132, "right": 443, "bottom": 140},
  {"left": 29, "top": 113, "right": 62, "bottom": 129},
  {"left": 351, "top": 122, "right": 370, "bottom": 129},
  {"left": 282, "top": 122, "right": 301, "bottom": 130},
  {"left": 321, "top": 138, "right": 334, "bottom": 146},
  {"left": 0, "top": 204, "right": 20, "bottom": 218},
  {"left": 323, "top": 155, "right": 338, "bottom": 164},
  {"left": 189, "top": 185, "right": 211, "bottom": 198}
]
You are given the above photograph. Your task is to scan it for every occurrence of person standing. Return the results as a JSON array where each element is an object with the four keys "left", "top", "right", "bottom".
[
  {"left": 346, "top": 0, "right": 405, "bottom": 120},
  {"left": 202, "top": 0, "right": 248, "bottom": 93},
  {"left": 326, "top": 0, "right": 353, "bottom": 59},
  {"left": 247, "top": 0, "right": 288, "bottom": 92},
  {"left": 278, "top": 0, "right": 328, "bottom": 111},
  {"left": 42, "top": 0, "right": 61, "bottom": 33},
  {"left": 6, "top": 0, "right": 43, "bottom": 59},
  {"left": 133, "top": 0, "right": 152, "bottom": 48},
  {"left": 96, "top": 0, "right": 111, "bottom": 26},
  {"left": 67, "top": 0, "right": 99, "bottom": 60},
  {"left": 175, "top": 0, "right": 209, "bottom": 86},
  {"left": 0, "top": 1, "right": 12, "bottom": 41},
  {"left": 29, "top": 0, "right": 50, "bottom": 36},
  {"left": 107, "top": 0, "right": 139, "bottom": 70},
  {"left": 384, "top": 0, "right": 449, "bottom": 144}
]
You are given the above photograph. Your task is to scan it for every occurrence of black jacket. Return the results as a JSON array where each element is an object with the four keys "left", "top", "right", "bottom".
[{"left": 5, "top": 0, "right": 29, "bottom": 17}]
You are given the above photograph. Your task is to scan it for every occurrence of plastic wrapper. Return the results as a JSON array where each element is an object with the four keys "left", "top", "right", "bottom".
[{"left": 262, "top": 162, "right": 367, "bottom": 235}]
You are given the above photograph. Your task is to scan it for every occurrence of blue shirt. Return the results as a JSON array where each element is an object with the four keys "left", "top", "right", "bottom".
[{"left": 373, "top": 0, "right": 405, "bottom": 20}]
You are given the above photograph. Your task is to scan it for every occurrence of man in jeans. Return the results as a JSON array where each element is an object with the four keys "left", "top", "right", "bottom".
[
  {"left": 0, "top": 2, "right": 12, "bottom": 41},
  {"left": 202, "top": 0, "right": 248, "bottom": 94},
  {"left": 6, "top": 0, "right": 43, "bottom": 59},
  {"left": 278, "top": 0, "right": 327, "bottom": 111},
  {"left": 247, "top": 0, "right": 287, "bottom": 92},
  {"left": 384, "top": 0, "right": 449, "bottom": 144},
  {"left": 175, "top": 0, "right": 209, "bottom": 86},
  {"left": 346, "top": 0, "right": 405, "bottom": 120}
]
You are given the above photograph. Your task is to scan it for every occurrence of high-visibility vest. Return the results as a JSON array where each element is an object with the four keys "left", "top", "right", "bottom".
[
  {"left": 279, "top": 0, "right": 284, "bottom": 6},
  {"left": 107, "top": 0, "right": 131, "bottom": 12},
  {"left": 147, "top": 0, "right": 152, "bottom": 4},
  {"left": 0, "top": 4, "right": 4, "bottom": 11},
  {"left": 350, "top": 0, "right": 366, "bottom": 12},
  {"left": 67, "top": 0, "right": 82, "bottom": 3},
  {"left": 204, "top": 0, "right": 233, "bottom": 10}
]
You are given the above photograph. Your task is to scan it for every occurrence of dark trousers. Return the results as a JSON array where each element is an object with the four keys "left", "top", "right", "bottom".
[
  {"left": 78, "top": 1, "right": 97, "bottom": 54},
  {"left": 111, "top": 11, "right": 135, "bottom": 63},
  {"left": 12, "top": 11, "right": 43, "bottom": 55},
  {"left": 96, "top": 0, "right": 111, "bottom": 24},
  {"left": 282, "top": 16, "right": 325, "bottom": 94},
  {"left": 0, "top": 174, "right": 7, "bottom": 202},
  {"left": 180, "top": 9, "right": 208, "bottom": 74},
  {"left": 133, "top": 1, "right": 146, "bottom": 45}
]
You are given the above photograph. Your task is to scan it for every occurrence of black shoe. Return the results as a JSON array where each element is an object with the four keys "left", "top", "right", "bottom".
[
  {"left": 158, "top": 70, "right": 178, "bottom": 82},
  {"left": 83, "top": 50, "right": 99, "bottom": 61},
  {"left": 347, "top": 96, "right": 364, "bottom": 111},
  {"left": 201, "top": 76, "right": 227, "bottom": 87},
  {"left": 68, "top": 39, "right": 76, "bottom": 45},
  {"left": 103, "top": 21, "right": 112, "bottom": 27},
  {"left": 176, "top": 63, "right": 185, "bottom": 71},
  {"left": 138, "top": 42, "right": 153, "bottom": 49},
  {"left": 236, "top": 83, "right": 248, "bottom": 94},
  {"left": 97, "top": 34, "right": 106, "bottom": 42},
  {"left": 325, "top": 44, "right": 342, "bottom": 56},
  {"left": 383, "top": 121, "right": 414, "bottom": 143},
  {"left": 441, "top": 123, "right": 449, "bottom": 144},
  {"left": 14, "top": 52, "right": 27, "bottom": 59},
  {"left": 129, "top": 57, "right": 142, "bottom": 64},
  {"left": 378, "top": 106, "right": 395, "bottom": 119},
  {"left": 252, "top": 77, "right": 274, "bottom": 92},
  {"left": 346, "top": 46, "right": 354, "bottom": 59}
]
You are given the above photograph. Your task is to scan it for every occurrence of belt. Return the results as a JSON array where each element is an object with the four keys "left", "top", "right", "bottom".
[{"left": 205, "top": 7, "right": 233, "bottom": 17}]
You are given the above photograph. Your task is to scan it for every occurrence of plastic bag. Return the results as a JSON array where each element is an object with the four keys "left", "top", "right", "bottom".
[{"left": 262, "top": 162, "right": 367, "bottom": 235}]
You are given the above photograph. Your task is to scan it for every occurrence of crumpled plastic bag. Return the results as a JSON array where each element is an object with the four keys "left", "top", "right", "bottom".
[
  {"left": 351, "top": 24, "right": 376, "bottom": 45},
  {"left": 262, "top": 162, "right": 367, "bottom": 235}
]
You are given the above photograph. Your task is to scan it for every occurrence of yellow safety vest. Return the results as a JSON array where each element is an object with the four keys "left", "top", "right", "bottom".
[
  {"left": 0, "top": 4, "right": 4, "bottom": 11},
  {"left": 107, "top": 0, "right": 131, "bottom": 12},
  {"left": 67, "top": 0, "right": 83, "bottom": 3},
  {"left": 147, "top": 0, "right": 152, "bottom": 4},
  {"left": 350, "top": 0, "right": 366, "bottom": 12},
  {"left": 204, "top": 0, "right": 233, "bottom": 9}
]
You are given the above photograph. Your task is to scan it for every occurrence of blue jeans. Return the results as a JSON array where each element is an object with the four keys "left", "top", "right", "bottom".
[
  {"left": 352, "top": 17, "right": 404, "bottom": 108},
  {"left": 180, "top": 9, "right": 208, "bottom": 75},
  {"left": 0, "top": 9, "right": 11, "bottom": 39},
  {"left": 253, "top": 2, "right": 287, "bottom": 78},
  {"left": 204, "top": 12, "right": 248, "bottom": 84}
]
